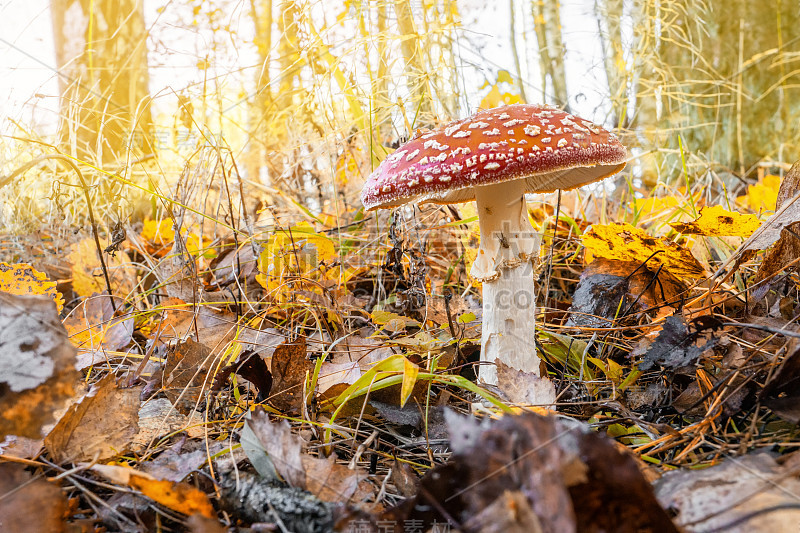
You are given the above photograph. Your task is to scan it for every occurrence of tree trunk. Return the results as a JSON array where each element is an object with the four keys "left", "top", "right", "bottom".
[{"left": 51, "top": 0, "right": 154, "bottom": 164}]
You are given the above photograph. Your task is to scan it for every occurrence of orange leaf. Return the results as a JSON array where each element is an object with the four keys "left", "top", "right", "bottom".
[{"left": 0, "top": 262, "right": 64, "bottom": 311}]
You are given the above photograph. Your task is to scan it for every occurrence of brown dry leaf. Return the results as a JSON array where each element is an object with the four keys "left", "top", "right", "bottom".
[
  {"left": 163, "top": 339, "right": 216, "bottom": 414},
  {"left": 566, "top": 259, "right": 686, "bottom": 328},
  {"left": 670, "top": 205, "right": 761, "bottom": 237},
  {"left": 69, "top": 238, "right": 136, "bottom": 298},
  {"left": 187, "top": 514, "right": 227, "bottom": 533},
  {"left": 301, "top": 452, "right": 368, "bottom": 503},
  {"left": 270, "top": 337, "right": 312, "bottom": 413},
  {"left": 654, "top": 453, "right": 800, "bottom": 532},
  {"left": 44, "top": 374, "right": 139, "bottom": 462},
  {"left": 91, "top": 464, "right": 214, "bottom": 518},
  {"left": 0, "top": 292, "right": 79, "bottom": 439},
  {"left": 242, "top": 410, "right": 371, "bottom": 504},
  {"left": 376, "top": 412, "right": 677, "bottom": 533},
  {"left": 244, "top": 410, "right": 306, "bottom": 487},
  {"left": 759, "top": 346, "right": 800, "bottom": 423},
  {"left": 495, "top": 361, "right": 556, "bottom": 407},
  {"left": 0, "top": 463, "right": 67, "bottom": 533},
  {"left": 752, "top": 161, "right": 800, "bottom": 299},
  {"left": 62, "top": 295, "right": 133, "bottom": 352},
  {"left": 0, "top": 262, "right": 64, "bottom": 311},
  {"left": 582, "top": 223, "right": 706, "bottom": 279}
]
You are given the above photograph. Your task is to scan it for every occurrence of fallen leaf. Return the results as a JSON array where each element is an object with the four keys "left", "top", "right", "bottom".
[
  {"left": 91, "top": 464, "right": 214, "bottom": 518},
  {"left": 44, "top": 374, "right": 139, "bottom": 462},
  {"left": 760, "top": 346, "right": 800, "bottom": 424},
  {"left": 752, "top": 161, "right": 800, "bottom": 299},
  {"left": 69, "top": 238, "right": 135, "bottom": 298},
  {"left": 582, "top": 223, "right": 706, "bottom": 279},
  {"left": 270, "top": 337, "right": 312, "bottom": 413},
  {"left": 566, "top": 259, "right": 686, "bottom": 328},
  {"left": 654, "top": 453, "right": 800, "bottom": 532},
  {"left": 0, "top": 463, "right": 66, "bottom": 532},
  {"left": 62, "top": 294, "right": 133, "bottom": 352},
  {"left": 0, "top": 292, "right": 79, "bottom": 439},
  {"left": 634, "top": 315, "right": 718, "bottom": 371},
  {"left": 736, "top": 174, "right": 781, "bottom": 212},
  {"left": 0, "top": 262, "right": 64, "bottom": 311},
  {"left": 162, "top": 339, "right": 216, "bottom": 414},
  {"left": 670, "top": 205, "right": 761, "bottom": 237}
]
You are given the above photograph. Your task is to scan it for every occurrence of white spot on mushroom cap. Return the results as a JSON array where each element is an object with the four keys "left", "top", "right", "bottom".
[
  {"left": 424, "top": 139, "right": 449, "bottom": 151},
  {"left": 541, "top": 137, "right": 552, "bottom": 143},
  {"left": 469, "top": 121, "right": 489, "bottom": 129},
  {"left": 452, "top": 130, "right": 471, "bottom": 138},
  {"left": 484, "top": 162, "right": 501, "bottom": 170},
  {"left": 524, "top": 124, "right": 541, "bottom": 136},
  {"left": 557, "top": 138, "right": 568, "bottom": 147},
  {"left": 502, "top": 118, "right": 525, "bottom": 127},
  {"left": 406, "top": 149, "right": 420, "bottom": 161},
  {"left": 444, "top": 124, "right": 460, "bottom": 136},
  {"left": 497, "top": 113, "right": 511, "bottom": 120},
  {"left": 484, "top": 128, "right": 501, "bottom": 136}
]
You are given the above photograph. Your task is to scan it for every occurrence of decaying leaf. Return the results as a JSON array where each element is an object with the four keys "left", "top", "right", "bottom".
[
  {"left": 62, "top": 294, "right": 133, "bottom": 352},
  {"left": 670, "top": 205, "right": 761, "bottom": 237},
  {"left": 91, "top": 464, "right": 214, "bottom": 518},
  {"left": 162, "top": 339, "right": 216, "bottom": 414},
  {"left": 0, "top": 262, "right": 64, "bottom": 311},
  {"left": 69, "top": 238, "right": 136, "bottom": 298},
  {"left": 582, "top": 223, "right": 706, "bottom": 279},
  {"left": 369, "top": 412, "right": 678, "bottom": 533},
  {"left": 654, "top": 452, "right": 800, "bottom": 532},
  {"left": 760, "top": 346, "right": 800, "bottom": 424},
  {"left": 0, "top": 463, "right": 67, "bottom": 533},
  {"left": 566, "top": 259, "right": 687, "bottom": 329},
  {"left": 634, "top": 316, "right": 718, "bottom": 371},
  {"left": 752, "top": 161, "right": 800, "bottom": 299},
  {"left": 242, "top": 410, "right": 373, "bottom": 504},
  {"left": 270, "top": 337, "right": 312, "bottom": 413},
  {"left": 0, "top": 292, "right": 79, "bottom": 439},
  {"left": 45, "top": 374, "right": 139, "bottom": 462}
]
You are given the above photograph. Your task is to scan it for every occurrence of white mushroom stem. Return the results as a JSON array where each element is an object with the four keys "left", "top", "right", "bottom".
[{"left": 471, "top": 181, "right": 555, "bottom": 404}]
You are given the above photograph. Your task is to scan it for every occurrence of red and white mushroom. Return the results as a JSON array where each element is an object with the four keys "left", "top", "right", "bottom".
[{"left": 361, "top": 104, "right": 627, "bottom": 403}]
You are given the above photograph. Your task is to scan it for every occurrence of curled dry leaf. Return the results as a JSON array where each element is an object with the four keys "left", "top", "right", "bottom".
[
  {"left": 369, "top": 412, "right": 677, "bottom": 533},
  {"left": 0, "top": 292, "right": 79, "bottom": 439},
  {"left": 752, "top": 160, "right": 800, "bottom": 299},
  {"left": 44, "top": 374, "right": 139, "bottom": 462},
  {"left": 566, "top": 259, "right": 687, "bottom": 329},
  {"left": 242, "top": 410, "right": 373, "bottom": 504}
]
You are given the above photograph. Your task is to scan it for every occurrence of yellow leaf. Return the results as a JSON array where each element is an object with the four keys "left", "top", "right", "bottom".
[
  {"left": 0, "top": 263, "right": 64, "bottom": 311},
  {"left": 736, "top": 174, "right": 781, "bottom": 212},
  {"left": 400, "top": 357, "right": 419, "bottom": 408},
  {"left": 256, "top": 223, "right": 337, "bottom": 299},
  {"left": 582, "top": 223, "right": 705, "bottom": 279},
  {"left": 69, "top": 239, "right": 135, "bottom": 298},
  {"left": 141, "top": 219, "right": 174, "bottom": 245},
  {"left": 629, "top": 195, "right": 683, "bottom": 216},
  {"left": 670, "top": 205, "right": 761, "bottom": 237}
]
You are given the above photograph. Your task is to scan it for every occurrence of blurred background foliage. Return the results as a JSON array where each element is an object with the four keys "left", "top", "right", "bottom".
[{"left": 2, "top": 0, "right": 800, "bottom": 230}]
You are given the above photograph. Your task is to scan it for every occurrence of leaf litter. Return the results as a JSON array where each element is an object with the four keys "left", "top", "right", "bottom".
[{"left": 4, "top": 151, "right": 800, "bottom": 532}]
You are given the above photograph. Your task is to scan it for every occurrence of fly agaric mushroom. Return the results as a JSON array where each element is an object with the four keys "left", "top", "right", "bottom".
[{"left": 361, "top": 104, "right": 626, "bottom": 403}]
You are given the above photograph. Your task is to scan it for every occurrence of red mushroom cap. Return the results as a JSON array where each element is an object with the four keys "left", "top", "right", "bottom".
[{"left": 361, "top": 103, "right": 627, "bottom": 210}]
